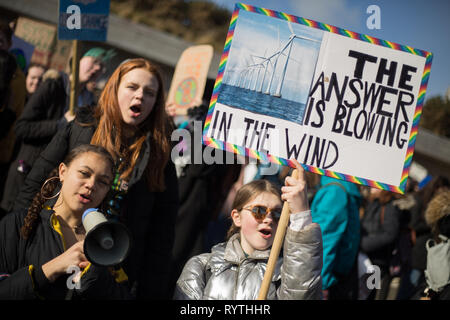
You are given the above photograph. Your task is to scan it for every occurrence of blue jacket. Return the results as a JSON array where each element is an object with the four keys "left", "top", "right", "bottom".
[{"left": 311, "top": 176, "right": 361, "bottom": 290}]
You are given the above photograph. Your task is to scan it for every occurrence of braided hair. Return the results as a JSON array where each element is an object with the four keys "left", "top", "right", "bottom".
[
  {"left": 20, "top": 144, "right": 115, "bottom": 239},
  {"left": 21, "top": 168, "right": 59, "bottom": 239}
]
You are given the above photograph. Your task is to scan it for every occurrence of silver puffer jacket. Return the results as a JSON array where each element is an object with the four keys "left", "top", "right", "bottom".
[{"left": 174, "top": 223, "right": 323, "bottom": 300}]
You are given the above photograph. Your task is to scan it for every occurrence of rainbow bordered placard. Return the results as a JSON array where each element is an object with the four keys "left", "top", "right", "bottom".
[{"left": 202, "top": 3, "right": 433, "bottom": 194}]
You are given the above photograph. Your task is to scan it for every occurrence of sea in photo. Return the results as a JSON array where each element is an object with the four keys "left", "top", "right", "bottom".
[{"left": 217, "top": 83, "right": 306, "bottom": 124}]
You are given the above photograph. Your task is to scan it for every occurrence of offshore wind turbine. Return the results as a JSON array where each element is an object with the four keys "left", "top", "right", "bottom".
[
  {"left": 258, "top": 58, "right": 272, "bottom": 92},
  {"left": 249, "top": 51, "right": 269, "bottom": 91},
  {"left": 238, "top": 69, "right": 247, "bottom": 88},
  {"left": 273, "top": 21, "right": 321, "bottom": 98},
  {"left": 224, "top": 67, "right": 237, "bottom": 85},
  {"left": 264, "top": 25, "right": 282, "bottom": 95}
]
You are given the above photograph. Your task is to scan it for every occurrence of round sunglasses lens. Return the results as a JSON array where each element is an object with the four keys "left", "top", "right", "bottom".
[
  {"left": 272, "top": 210, "right": 282, "bottom": 220},
  {"left": 252, "top": 206, "right": 264, "bottom": 220}
]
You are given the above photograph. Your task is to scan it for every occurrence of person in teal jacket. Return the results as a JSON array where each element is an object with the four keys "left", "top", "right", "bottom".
[{"left": 310, "top": 175, "right": 362, "bottom": 300}]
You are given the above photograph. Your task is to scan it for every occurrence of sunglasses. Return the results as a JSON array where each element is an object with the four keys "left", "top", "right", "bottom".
[{"left": 242, "top": 205, "right": 282, "bottom": 222}]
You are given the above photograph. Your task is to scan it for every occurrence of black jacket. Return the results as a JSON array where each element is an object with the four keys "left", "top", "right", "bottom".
[
  {"left": 14, "top": 74, "right": 67, "bottom": 147},
  {"left": 360, "top": 200, "right": 400, "bottom": 268},
  {"left": 0, "top": 208, "right": 131, "bottom": 299},
  {"left": 169, "top": 141, "right": 241, "bottom": 295},
  {"left": 12, "top": 107, "right": 179, "bottom": 299},
  {"left": 0, "top": 74, "right": 66, "bottom": 212}
]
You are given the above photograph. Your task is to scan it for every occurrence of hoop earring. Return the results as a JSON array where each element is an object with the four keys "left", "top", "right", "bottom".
[{"left": 41, "top": 176, "right": 61, "bottom": 200}]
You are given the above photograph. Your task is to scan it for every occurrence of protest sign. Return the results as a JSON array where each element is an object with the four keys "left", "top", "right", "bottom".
[
  {"left": 167, "top": 45, "right": 214, "bottom": 115},
  {"left": 58, "top": 0, "right": 110, "bottom": 115},
  {"left": 202, "top": 3, "right": 432, "bottom": 194},
  {"left": 49, "top": 40, "right": 73, "bottom": 72},
  {"left": 58, "top": 0, "right": 110, "bottom": 41},
  {"left": 14, "top": 17, "right": 56, "bottom": 67},
  {"left": 10, "top": 35, "right": 35, "bottom": 72}
]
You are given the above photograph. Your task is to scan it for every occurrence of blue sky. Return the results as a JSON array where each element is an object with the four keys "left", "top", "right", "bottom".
[{"left": 208, "top": 0, "right": 449, "bottom": 101}]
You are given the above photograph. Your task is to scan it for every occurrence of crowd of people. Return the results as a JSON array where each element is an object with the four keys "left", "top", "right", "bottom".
[{"left": 0, "top": 19, "right": 449, "bottom": 300}]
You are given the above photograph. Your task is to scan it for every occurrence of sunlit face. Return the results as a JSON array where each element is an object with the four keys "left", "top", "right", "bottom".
[
  {"left": 79, "top": 56, "right": 103, "bottom": 83},
  {"left": 26, "top": 65, "right": 45, "bottom": 94},
  {"left": 117, "top": 68, "right": 159, "bottom": 126},
  {"left": 231, "top": 192, "right": 281, "bottom": 254},
  {"left": 58, "top": 152, "right": 113, "bottom": 216}
]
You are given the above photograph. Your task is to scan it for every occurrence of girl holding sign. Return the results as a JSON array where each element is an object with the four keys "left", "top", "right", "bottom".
[
  {"left": 11, "top": 58, "right": 179, "bottom": 299},
  {"left": 174, "top": 160, "right": 323, "bottom": 300}
]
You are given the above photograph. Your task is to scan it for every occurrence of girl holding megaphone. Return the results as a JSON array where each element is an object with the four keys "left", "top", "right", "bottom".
[{"left": 0, "top": 144, "right": 134, "bottom": 299}]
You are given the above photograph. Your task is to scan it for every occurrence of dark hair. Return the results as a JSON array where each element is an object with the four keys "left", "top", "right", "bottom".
[
  {"left": 26, "top": 62, "right": 46, "bottom": 75},
  {"left": 369, "top": 189, "right": 395, "bottom": 205},
  {"left": 21, "top": 144, "right": 115, "bottom": 239},
  {"left": 0, "top": 50, "right": 17, "bottom": 109},
  {"left": 0, "top": 21, "right": 12, "bottom": 45},
  {"left": 226, "top": 179, "right": 281, "bottom": 240},
  {"left": 421, "top": 176, "right": 450, "bottom": 207}
]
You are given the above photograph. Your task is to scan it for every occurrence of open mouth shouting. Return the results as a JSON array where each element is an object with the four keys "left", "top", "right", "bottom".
[
  {"left": 258, "top": 227, "right": 273, "bottom": 239},
  {"left": 130, "top": 104, "right": 142, "bottom": 117},
  {"left": 78, "top": 193, "right": 92, "bottom": 204}
]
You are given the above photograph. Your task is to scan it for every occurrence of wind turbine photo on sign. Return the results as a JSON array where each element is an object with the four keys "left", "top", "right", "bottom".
[
  {"left": 218, "top": 10, "right": 323, "bottom": 125},
  {"left": 273, "top": 21, "right": 322, "bottom": 98}
]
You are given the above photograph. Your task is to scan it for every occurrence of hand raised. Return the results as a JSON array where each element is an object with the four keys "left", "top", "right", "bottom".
[{"left": 280, "top": 160, "right": 309, "bottom": 213}]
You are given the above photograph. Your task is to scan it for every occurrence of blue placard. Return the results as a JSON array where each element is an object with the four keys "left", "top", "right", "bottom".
[{"left": 58, "top": 0, "right": 110, "bottom": 41}]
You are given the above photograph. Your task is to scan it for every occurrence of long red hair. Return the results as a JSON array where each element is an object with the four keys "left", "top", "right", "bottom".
[{"left": 91, "top": 58, "right": 172, "bottom": 191}]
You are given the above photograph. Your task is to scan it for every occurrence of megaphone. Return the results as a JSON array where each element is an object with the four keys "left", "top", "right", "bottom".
[{"left": 82, "top": 208, "right": 132, "bottom": 267}]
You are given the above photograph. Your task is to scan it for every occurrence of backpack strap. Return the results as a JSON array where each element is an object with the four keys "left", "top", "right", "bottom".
[
  {"left": 319, "top": 182, "right": 349, "bottom": 200},
  {"left": 427, "top": 234, "right": 449, "bottom": 250},
  {"left": 319, "top": 182, "right": 355, "bottom": 223},
  {"left": 320, "top": 181, "right": 347, "bottom": 193}
]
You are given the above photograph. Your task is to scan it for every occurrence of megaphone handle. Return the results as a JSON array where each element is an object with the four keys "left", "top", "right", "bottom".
[{"left": 65, "top": 289, "right": 74, "bottom": 300}]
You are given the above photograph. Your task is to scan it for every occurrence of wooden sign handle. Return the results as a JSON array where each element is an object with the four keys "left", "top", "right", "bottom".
[
  {"left": 257, "top": 168, "right": 299, "bottom": 300},
  {"left": 69, "top": 39, "right": 80, "bottom": 116}
]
